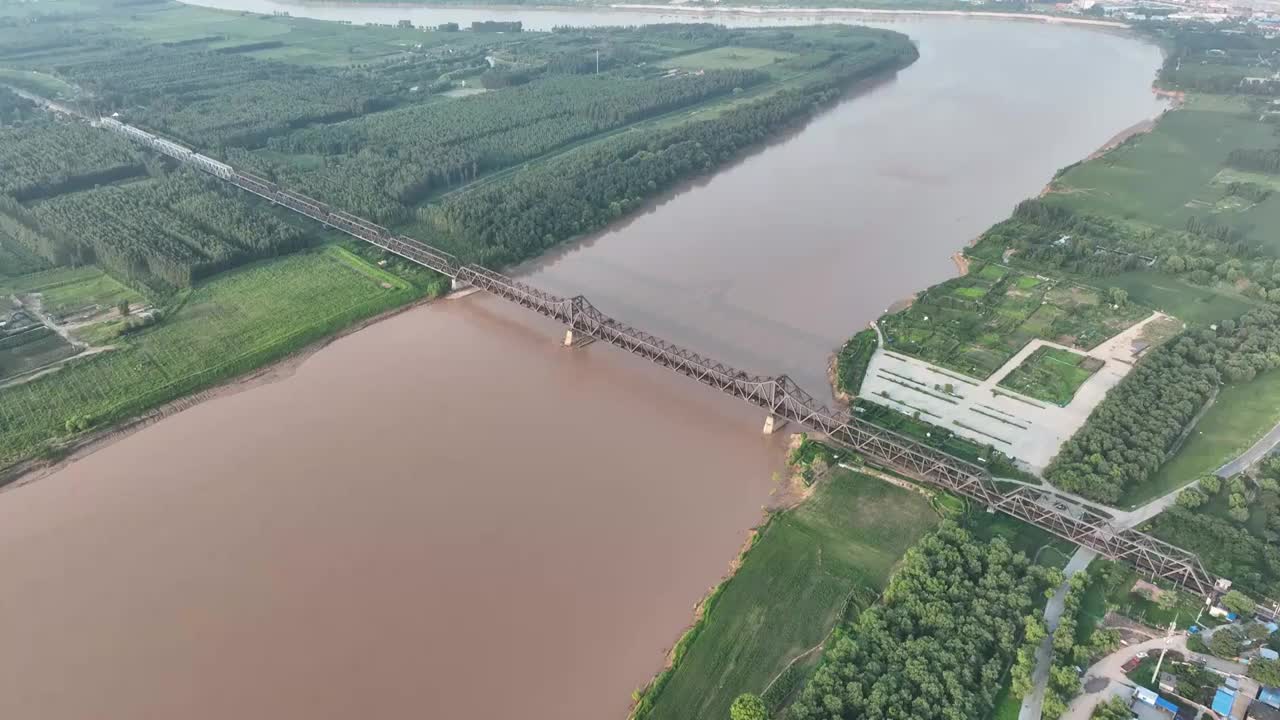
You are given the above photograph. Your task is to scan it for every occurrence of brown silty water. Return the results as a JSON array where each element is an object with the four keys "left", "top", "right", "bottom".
[{"left": 0, "top": 12, "right": 1167, "bottom": 720}]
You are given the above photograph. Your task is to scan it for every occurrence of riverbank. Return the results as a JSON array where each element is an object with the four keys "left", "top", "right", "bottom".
[
  {"left": 0, "top": 285, "right": 442, "bottom": 493},
  {"left": 0, "top": 245, "right": 441, "bottom": 486},
  {"left": 272, "top": 0, "right": 1128, "bottom": 29},
  {"left": 609, "top": 3, "right": 1128, "bottom": 28},
  {"left": 630, "top": 465, "right": 940, "bottom": 720}
]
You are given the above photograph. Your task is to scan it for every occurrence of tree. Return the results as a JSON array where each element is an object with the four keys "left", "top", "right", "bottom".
[
  {"left": 1107, "top": 287, "right": 1128, "bottom": 307},
  {"left": 1158, "top": 590, "right": 1180, "bottom": 611},
  {"left": 1177, "top": 487, "right": 1207, "bottom": 509},
  {"left": 730, "top": 693, "right": 768, "bottom": 720},
  {"left": 1208, "top": 627, "right": 1244, "bottom": 658},
  {"left": 1222, "top": 590, "right": 1256, "bottom": 617},
  {"left": 1200, "top": 475, "right": 1223, "bottom": 495},
  {"left": 117, "top": 299, "right": 130, "bottom": 316},
  {"left": 1250, "top": 657, "right": 1280, "bottom": 688},
  {"left": 1091, "top": 696, "right": 1133, "bottom": 720}
]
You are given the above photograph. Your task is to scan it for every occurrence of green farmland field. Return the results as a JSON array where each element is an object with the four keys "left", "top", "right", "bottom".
[
  {"left": 878, "top": 262, "right": 1147, "bottom": 379},
  {"left": 1105, "top": 271, "right": 1257, "bottom": 326},
  {"left": 0, "top": 329, "right": 76, "bottom": 381},
  {"left": 1, "top": 266, "right": 141, "bottom": 320},
  {"left": 1049, "top": 95, "right": 1280, "bottom": 249},
  {"left": 637, "top": 470, "right": 938, "bottom": 720},
  {"left": 662, "top": 46, "right": 795, "bottom": 70},
  {"left": 0, "top": 246, "right": 434, "bottom": 468},
  {"left": 997, "top": 346, "right": 1100, "bottom": 406}
]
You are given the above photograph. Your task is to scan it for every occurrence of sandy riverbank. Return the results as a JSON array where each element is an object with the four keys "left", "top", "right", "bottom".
[
  {"left": 0, "top": 293, "right": 441, "bottom": 494},
  {"left": 609, "top": 3, "right": 1129, "bottom": 27}
]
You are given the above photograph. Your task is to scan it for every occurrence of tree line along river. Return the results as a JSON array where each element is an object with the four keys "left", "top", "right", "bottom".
[{"left": 0, "top": 6, "right": 1167, "bottom": 720}]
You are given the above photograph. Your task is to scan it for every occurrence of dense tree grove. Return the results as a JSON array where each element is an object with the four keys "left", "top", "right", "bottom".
[
  {"left": 60, "top": 46, "right": 394, "bottom": 147},
  {"left": 1227, "top": 148, "right": 1280, "bottom": 175},
  {"left": 789, "top": 524, "right": 1044, "bottom": 720},
  {"left": 0, "top": 86, "right": 37, "bottom": 125},
  {"left": 258, "top": 69, "right": 766, "bottom": 221},
  {"left": 1150, "top": 469, "right": 1280, "bottom": 600},
  {"left": 979, "top": 199, "right": 1280, "bottom": 300},
  {"left": 427, "top": 46, "right": 912, "bottom": 266},
  {"left": 1152, "top": 506, "right": 1280, "bottom": 598},
  {"left": 1047, "top": 309, "right": 1280, "bottom": 502},
  {"left": 1154, "top": 25, "right": 1280, "bottom": 95},
  {"left": 0, "top": 121, "right": 143, "bottom": 200},
  {"left": 10, "top": 170, "right": 306, "bottom": 289}
]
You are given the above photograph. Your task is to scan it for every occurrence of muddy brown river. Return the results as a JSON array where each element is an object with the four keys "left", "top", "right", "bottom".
[{"left": 0, "top": 8, "right": 1167, "bottom": 720}]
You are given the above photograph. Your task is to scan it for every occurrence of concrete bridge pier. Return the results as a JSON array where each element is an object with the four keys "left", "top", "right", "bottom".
[
  {"left": 562, "top": 329, "right": 596, "bottom": 348},
  {"left": 451, "top": 277, "right": 469, "bottom": 292},
  {"left": 762, "top": 414, "right": 784, "bottom": 435}
]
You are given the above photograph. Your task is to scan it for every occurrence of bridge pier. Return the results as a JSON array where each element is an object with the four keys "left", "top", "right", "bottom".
[
  {"left": 451, "top": 277, "right": 469, "bottom": 293},
  {"left": 563, "top": 329, "right": 575, "bottom": 347},
  {"left": 762, "top": 414, "right": 784, "bottom": 435}
]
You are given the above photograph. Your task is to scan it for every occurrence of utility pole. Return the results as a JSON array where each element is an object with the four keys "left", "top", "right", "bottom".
[{"left": 1152, "top": 615, "right": 1179, "bottom": 685}]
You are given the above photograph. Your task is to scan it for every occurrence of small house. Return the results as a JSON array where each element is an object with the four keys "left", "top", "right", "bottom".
[
  {"left": 1215, "top": 688, "right": 1238, "bottom": 717},
  {"left": 1259, "top": 686, "right": 1280, "bottom": 709}
]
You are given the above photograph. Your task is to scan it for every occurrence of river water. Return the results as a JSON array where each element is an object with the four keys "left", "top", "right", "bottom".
[{"left": 0, "top": 6, "right": 1167, "bottom": 720}]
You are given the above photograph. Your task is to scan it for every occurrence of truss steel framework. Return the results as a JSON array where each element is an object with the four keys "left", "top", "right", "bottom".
[{"left": 106, "top": 119, "right": 1222, "bottom": 598}]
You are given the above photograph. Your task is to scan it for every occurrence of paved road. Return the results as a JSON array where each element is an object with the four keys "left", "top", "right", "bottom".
[
  {"left": 1062, "top": 633, "right": 1247, "bottom": 720},
  {"left": 1019, "top": 547, "right": 1098, "bottom": 720},
  {"left": 1218, "top": 421, "right": 1280, "bottom": 477},
  {"left": 991, "top": 476, "right": 1179, "bottom": 530}
]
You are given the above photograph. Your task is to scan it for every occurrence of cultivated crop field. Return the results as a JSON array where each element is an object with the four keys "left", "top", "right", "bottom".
[
  {"left": 0, "top": 247, "right": 426, "bottom": 468},
  {"left": 0, "top": 329, "right": 75, "bottom": 381},
  {"left": 1, "top": 266, "right": 140, "bottom": 320},
  {"left": 1105, "top": 271, "right": 1257, "bottom": 326},
  {"left": 997, "top": 346, "right": 1102, "bottom": 406},
  {"left": 1050, "top": 94, "right": 1280, "bottom": 250},
  {"left": 878, "top": 262, "right": 1147, "bottom": 379},
  {"left": 637, "top": 470, "right": 938, "bottom": 720},
  {"left": 661, "top": 46, "right": 795, "bottom": 70}
]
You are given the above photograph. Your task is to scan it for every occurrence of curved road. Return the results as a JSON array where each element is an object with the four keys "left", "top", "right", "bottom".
[
  {"left": 1217, "top": 422, "right": 1280, "bottom": 478},
  {"left": 1062, "top": 633, "right": 1246, "bottom": 720}
]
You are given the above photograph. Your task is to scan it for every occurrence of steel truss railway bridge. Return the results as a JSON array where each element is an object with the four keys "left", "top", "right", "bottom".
[{"left": 103, "top": 117, "right": 1230, "bottom": 602}]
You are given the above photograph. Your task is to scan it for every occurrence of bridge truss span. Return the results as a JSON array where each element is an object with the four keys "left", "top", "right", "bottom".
[{"left": 99, "top": 115, "right": 1222, "bottom": 599}]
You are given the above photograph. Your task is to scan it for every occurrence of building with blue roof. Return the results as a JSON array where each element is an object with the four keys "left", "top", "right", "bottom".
[
  {"left": 1216, "top": 688, "right": 1239, "bottom": 717},
  {"left": 1260, "top": 686, "right": 1280, "bottom": 709}
]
